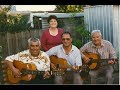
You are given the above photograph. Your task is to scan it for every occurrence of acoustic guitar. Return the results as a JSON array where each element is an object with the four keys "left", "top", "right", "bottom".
[
  {"left": 5, "top": 60, "right": 65, "bottom": 84},
  {"left": 49, "top": 55, "right": 89, "bottom": 71},
  {"left": 83, "top": 52, "right": 118, "bottom": 70},
  {"left": 50, "top": 55, "right": 71, "bottom": 70},
  {"left": 49, "top": 55, "right": 90, "bottom": 80}
]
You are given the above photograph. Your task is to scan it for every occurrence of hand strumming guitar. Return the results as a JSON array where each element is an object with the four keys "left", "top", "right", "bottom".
[
  {"left": 50, "top": 62, "right": 56, "bottom": 69},
  {"left": 83, "top": 56, "right": 90, "bottom": 63},
  {"left": 43, "top": 71, "right": 51, "bottom": 79},
  {"left": 72, "top": 66, "right": 80, "bottom": 72},
  {"left": 11, "top": 67, "right": 22, "bottom": 78}
]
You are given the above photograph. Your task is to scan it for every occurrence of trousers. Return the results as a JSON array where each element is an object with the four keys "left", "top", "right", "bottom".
[
  {"left": 89, "top": 65, "right": 114, "bottom": 84},
  {"left": 54, "top": 71, "right": 83, "bottom": 84},
  {"left": 19, "top": 74, "right": 54, "bottom": 84}
]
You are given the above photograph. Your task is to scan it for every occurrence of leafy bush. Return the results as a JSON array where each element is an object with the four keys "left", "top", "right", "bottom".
[
  {"left": 6, "top": 14, "right": 31, "bottom": 33},
  {"left": 57, "top": 19, "right": 65, "bottom": 28},
  {"left": 0, "top": 6, "right": 31, "bottom": 33},
  {"left": 68, "top": 13, "right": 90, "bottom": 48}
]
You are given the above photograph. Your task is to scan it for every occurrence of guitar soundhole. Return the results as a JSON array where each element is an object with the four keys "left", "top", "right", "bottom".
[
  {"left": 87, "top": 60, "right": 92, "bottom": 66},
  {"left": 89, "top": 58, "right": 93, "bottom": 59}
]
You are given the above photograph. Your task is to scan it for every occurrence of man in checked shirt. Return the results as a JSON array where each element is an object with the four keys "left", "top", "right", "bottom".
[
  {"left": 80, "top": 30, "right": 117, "bottom": 84},
  {"left": 4, "top": 37, "right": 52, "bottom": 84}
]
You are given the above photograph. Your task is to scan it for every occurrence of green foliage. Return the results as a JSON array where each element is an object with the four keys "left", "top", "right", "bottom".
[
  {"left": 0, "top": 5, "right": 31, "bottom": 33},
  {"left": 0, "top": 5, "right": 12, "bottom": 12},
  {"left": 73, "top": 24, "right": 90, "bottom": 48},
  {"left": 55, "top": 5, "right": 68, "bottom": 12},
  {"left": 55, "top": 5, "right": 84, "bottom": 13},
  {"left": 0, "top": 46, "right": 2, "bottom": 60},
  {"left": 7, "top": 14, "right": 31, "bottom": 33},
  {"left": 68, "top": 14, "right": 90, "bottom": 48},
  {"left": 57, "top": 19, "right": 65, "bottom": 28}
]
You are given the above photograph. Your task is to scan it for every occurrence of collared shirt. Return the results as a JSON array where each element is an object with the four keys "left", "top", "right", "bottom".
[
  {"left": 46, "top": 44, "right": 82, "bottom": 66},
  {"left": 5, "top": 50, "right": 50, "bottom": 71},
  {"left": 80, "top": 39, "right": 117, "bottom": 59}
]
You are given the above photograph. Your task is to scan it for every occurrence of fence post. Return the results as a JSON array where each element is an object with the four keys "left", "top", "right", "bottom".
[
  {"left": 0, "top": 46, "right": 2, "bottom": 84},
  {"left": 0, "top": 46, "right": 5, "bottom": 84},
  {"left": 0, "top": 46, "right": 2, "bottom": 61}
]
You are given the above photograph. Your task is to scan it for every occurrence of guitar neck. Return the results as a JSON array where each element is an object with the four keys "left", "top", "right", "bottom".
[
  {"left": 90, "top": 59, "right": 118, "bottom": 63},
  {"left": 22, "top": 69, "right": 65, "bottom": 76},
  {"left": 22, "top": 69, "right": 45, "bottom": 75},
  {"left": 89, "top": 58, "right": 118, "bottom": 67}
]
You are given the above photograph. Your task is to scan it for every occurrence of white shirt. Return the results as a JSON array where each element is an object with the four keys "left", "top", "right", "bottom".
[
  {"left": 46, "top": 44, "right": 82, "bottom": 66},
  {"left": 5, "top": 50, "right": 50, "bottom": 71}
]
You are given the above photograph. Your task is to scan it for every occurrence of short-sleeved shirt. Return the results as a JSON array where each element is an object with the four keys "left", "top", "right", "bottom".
[
  {"left": 46, "top": 44, "right": 82, "bottom": 66},
  {"left": 80, "top": 39, "right": 117, "bottom": 59},
  {"left": 5, "top": 50, "right": 50, "bottom": 71}
]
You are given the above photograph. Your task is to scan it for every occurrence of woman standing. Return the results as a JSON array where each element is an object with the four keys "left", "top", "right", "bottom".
[{"left": 40, "top": 15, "right": 64, "bottom": 51}]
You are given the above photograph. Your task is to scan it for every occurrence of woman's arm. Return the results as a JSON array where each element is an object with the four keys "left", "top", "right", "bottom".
[{"left": 41, "top": 30, "right": 48, "bottom": 51}]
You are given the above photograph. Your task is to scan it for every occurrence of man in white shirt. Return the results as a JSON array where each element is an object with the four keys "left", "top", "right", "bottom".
[
  {"left": 5, "top": 37, "right": 52, "bottom": 84},
  {"left": 46, "top": 31, "right": 83, "bottom": 84}
]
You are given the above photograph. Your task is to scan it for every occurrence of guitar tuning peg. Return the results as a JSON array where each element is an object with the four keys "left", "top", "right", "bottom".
[
  {"left": 1, "top": 65, "right": 4, "bottom": 68},
  {"left": 3, "top": 74, "right": 7, "bottom": 77},
  {"left": 2, "top": 69, "right": 7, "bottom": 73},
  {"left": 1, "top": 65, "right": 7, "bottom": 69},
  {"left": 1, "top": 61, "right": 5, "bottom": 64},
  {"left": 3, "top": 78, "right": 8, "bottom": 82}
]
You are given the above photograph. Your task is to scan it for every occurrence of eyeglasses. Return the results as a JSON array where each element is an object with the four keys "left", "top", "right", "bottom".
[{"left": 62, "top": 38, "right": 71, "bottom": 41}]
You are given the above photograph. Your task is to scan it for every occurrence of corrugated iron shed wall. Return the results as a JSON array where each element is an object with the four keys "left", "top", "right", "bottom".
[
  {"left": 30, "top": 13, "right": 84, "bottom": 29},
  {"left": 84, "top": 5, "right": 119, "bottom": 57},
  {"left": 112, "top": 5, "right": 120, "bottom": 58}
]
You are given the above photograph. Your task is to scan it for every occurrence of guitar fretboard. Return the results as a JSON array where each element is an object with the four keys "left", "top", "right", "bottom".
[
  {"left": 22, "top": 69, "right": 45, "bottom": 75},
  {"left": 21, "top": 69, "right": 65, "bottom": 76}
]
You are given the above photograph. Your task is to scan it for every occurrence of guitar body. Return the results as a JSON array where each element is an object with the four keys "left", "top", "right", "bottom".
[
  {"left": 5, "top": 60, "right": 66, "bottom": 84},
  {"left": 49, "top": 55, "right": 89, "bottom": 81},
  {"left": 83, "top": 52, "right": 100, "bottom": 70},
  {"left": 50, "top": 55, "right": 70, "bottom": 70},
  {"left": 7, "top": 61, "right": 37, "bottom": 84}
]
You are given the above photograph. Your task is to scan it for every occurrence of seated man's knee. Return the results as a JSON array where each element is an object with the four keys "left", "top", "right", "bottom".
[
  {"left": 89, "top": 71, "right": 97, "bottom": 78},
  {"left": 54, "top": 76, "right": 63, "bottom": 84},
  {"left": 73, "top": 73, "right": 83, "bottom": 84},
  {"left": 106, "top": 72, "right": 113, "bottom": 79}
]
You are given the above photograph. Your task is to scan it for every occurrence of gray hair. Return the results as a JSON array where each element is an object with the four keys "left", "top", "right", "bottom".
[
  {"left": 28, "top": 37, "right": 41, "bottom": 46},
  {"left": 91, "top": 30, "right": 102, "bottom": 36}
]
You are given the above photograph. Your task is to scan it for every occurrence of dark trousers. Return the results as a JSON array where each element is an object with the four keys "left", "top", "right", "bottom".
[{"left": 20, "top": 75, "right": 54, "bottom": 84}]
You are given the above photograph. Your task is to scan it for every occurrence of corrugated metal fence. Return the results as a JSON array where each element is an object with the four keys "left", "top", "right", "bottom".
[{"left": 84, "top": 5, "right": 119, "bottom": 57}]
